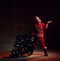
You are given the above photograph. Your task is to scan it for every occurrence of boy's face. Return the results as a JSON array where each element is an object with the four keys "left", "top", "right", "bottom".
[{"left": 35, "top": 16, "right": 41, "bottom": 23}]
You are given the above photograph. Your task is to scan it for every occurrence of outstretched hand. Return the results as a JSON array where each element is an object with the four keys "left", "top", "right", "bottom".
[{"left": 47, "top": 21, "right": 52, "bottom": 24}]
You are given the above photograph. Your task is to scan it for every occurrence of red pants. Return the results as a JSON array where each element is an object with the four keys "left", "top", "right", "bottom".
[
  {"left": 39, "top": 37, "right": 47, "bottom": 48},
  {"left": 33, "top": 37, "right": 47, "bottom": 49}
]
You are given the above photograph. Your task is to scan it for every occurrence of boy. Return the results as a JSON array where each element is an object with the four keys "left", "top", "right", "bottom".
[{"left": 33, "top": 16, "right": 52, "bottom": 56}]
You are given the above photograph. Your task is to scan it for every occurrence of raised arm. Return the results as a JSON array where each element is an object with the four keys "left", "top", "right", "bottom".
[{"left": 45, "top": 21, "right": 52, "bottom": 29}]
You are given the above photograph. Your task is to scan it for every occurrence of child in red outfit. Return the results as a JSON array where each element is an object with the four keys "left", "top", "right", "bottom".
[{"left": 33, "top": 16, "right": 52, "bottom": 56}]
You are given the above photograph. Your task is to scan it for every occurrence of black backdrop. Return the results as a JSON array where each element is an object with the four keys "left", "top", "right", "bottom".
[{"left": 0, "top": 0, "right": 60, "bottom": 51}]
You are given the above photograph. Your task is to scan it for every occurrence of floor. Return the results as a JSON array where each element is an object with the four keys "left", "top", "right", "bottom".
[{"left": 0, "top": 50, "right": 60, "bottom": 61}]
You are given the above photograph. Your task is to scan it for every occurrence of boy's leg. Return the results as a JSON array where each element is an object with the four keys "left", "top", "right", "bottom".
[{"left": 39, "top": 37, "right": 48, "bottom": 56}]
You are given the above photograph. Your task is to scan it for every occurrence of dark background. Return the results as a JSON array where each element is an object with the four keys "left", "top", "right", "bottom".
[{"left": 0, "top": 0, "right": 60, "bottom": 51}]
